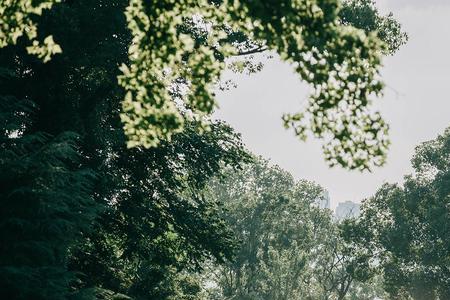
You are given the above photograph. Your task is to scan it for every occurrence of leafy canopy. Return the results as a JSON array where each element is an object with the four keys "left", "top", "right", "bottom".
[
  {"left": 0, "top": 1, "right": 408, "bottom": 299},
  {"left": 342, "top": 127, "right": 450, "bottom": 299},
  {"left": 0, "top": 1, "right": 250, "bottom": 297},
  {"left": 120, "top": 0, "right": 387, "bottom": 171},
  {"left": 204, "top": 158, "right": 388, "bottom": 299},
  {"left": 1, "top": 0, "right": 407, "bottom": 170},
  {"left": 0, "top": 0, "right": 62, "bottom": 61}
]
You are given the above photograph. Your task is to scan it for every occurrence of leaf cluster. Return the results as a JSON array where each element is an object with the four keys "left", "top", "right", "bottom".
[{"left": 344, "top": 127, "right": 450, "bottom": 299}]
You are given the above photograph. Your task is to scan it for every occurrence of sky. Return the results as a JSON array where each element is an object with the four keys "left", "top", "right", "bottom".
[{"left": 213, "top": 0, "right": 450, "bottom": 210}]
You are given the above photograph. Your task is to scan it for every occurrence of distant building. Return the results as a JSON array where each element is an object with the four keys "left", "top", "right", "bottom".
[
  {"left": 335, "top": 201, "right": 360, "bottom": 221},
  {"left": 314, "top": 190, "right": 330, "bottom": 210}
]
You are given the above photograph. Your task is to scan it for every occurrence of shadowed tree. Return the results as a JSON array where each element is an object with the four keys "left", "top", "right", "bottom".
[{"left": 342, "top": 127, "right": 450, "bottom": 300}]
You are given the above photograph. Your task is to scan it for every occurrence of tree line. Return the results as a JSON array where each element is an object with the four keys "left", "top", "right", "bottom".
[
  {"left": 201, "top": 127, "right": 450, "bottom": 299},
  {"left": 2, "top": 1, "right": 446, "bottom": 300}
]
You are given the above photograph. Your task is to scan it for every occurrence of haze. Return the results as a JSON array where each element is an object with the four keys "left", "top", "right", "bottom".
[{"left": 214, "top": 0, "right": 450, "bottom": 209}]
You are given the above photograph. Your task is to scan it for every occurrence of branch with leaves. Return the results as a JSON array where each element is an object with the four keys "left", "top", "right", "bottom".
[{"left": 1, "top": 0, "right": 407, "bottom": 170}]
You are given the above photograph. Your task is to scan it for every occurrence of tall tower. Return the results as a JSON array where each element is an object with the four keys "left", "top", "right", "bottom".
[
  {"left": 335, "top": 201, "right": 360, "bottom": 221},
  {"left": 314, "top": 190, "right": 330, "bottom": 210}
]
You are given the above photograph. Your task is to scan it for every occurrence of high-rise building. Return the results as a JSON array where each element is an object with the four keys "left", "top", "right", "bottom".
[
  {"left": 335, "top": 201, "right": 360, "bottom": 221},
  {"left": 314, "top": 190, "right": 330, "bottom": 210}
]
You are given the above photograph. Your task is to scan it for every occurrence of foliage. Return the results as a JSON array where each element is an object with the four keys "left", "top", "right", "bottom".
[
  {"left": 0, "top": 0, "right": 409, "bottom": 299},
  {"left": 0, "top": 0, "right": 62, "bottom": 61},
  {"left": 120, "top": 0, "right": 387, "bottom": 171},
  {"left": 0, "top": 1, "right": 249, "bottom": 298},
  {"left": 2, "top": 0, "right": 406, "bottom": 170},
  {"left": 68, "top": 122, "right": 249, "bottom": 299},
  {"left": 204, "top": 158, "right": 384, "bottom": 300},
  {"left": 343, "top": 127, "right": 450, "bottom": 299},
  {"left": 0, "top": 99, "right": 98, "bottom": 299},
  {"left": 340, "top": 0, "right": 408, "bottom": 55}
]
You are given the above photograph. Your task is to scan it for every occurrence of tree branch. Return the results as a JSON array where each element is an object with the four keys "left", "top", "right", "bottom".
[{"left": 235, "top": 46, "right": 268, "bottom": 56}]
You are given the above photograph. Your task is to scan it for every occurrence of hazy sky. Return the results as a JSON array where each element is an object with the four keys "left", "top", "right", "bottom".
[{"left": 213, "top": 0, "right": 450, "bottom": 209}]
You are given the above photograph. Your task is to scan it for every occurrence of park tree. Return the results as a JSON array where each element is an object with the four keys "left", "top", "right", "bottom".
[
  {"left": 342, "top": 126, "right": 450, "bottom": 299},
  {"left": 204, "top": 158, "right": 326, "bottom": 299},
  {"left": 204, "top": 158, "right": 384, "bottom": 300},
  {"left": 66, "top": 121, "right": 249, "bottom": 300},
  {"left": 1, "top": 1, "right": 249, "bottom": 299},
  {"left": 0, "top": 0, "right": 406, "bottom": 299}
]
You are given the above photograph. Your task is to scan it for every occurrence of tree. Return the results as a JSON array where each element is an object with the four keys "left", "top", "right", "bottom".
[
  {"left": 1, "top": 1, "right": 249, "bottom": 298},
  {"left": 0, "top": 0, "right": 407, "bottom": 298},
  {"left": 67, "top": 121, "right": 250, "bottom": 299},
  {"left": 204, "top": 158, "right": 322, "bottom": 299},
  {"left": 343, "top": 127, "right": 450, "bottom": 299},
  {"left": 0, "top": 128, "right": 98, "bottom": 300},
  {"left": 339, "top": 0, "right": 408, "bottom": 55},
  {"left": 205, "top": 158, "right": 379, "bottom": 300},
  {"left": 1, "top": 0, "right": 407, "bottom": 170}
]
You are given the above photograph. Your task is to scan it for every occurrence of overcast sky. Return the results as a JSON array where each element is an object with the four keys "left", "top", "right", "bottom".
[{"left": 213, "top": 0, "right": 450, "bottom": 210}]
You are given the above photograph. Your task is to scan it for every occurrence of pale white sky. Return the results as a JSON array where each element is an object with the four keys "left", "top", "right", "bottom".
[{"left": 214, "top": 0, "right": 450, "bottom": 209}]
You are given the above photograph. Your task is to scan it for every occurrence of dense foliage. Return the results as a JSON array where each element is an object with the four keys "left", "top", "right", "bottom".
[
  {"left": 0, "top": 0, "right": 409, "bottom": 299},
  {"left": 203, "top": 158, "right": 387, "bottom": 300},
  {"left": 0, "top": 1, "right": 249, "bottom": 298},
  {"left": 343, "top": 127, "right": 450, "bottom": 300},
  {"left": 0, "top": 0, "right": 62, "bottom": 61},
  {"left": 1, "top": 0, "right": 407, "bottom": 170}
]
